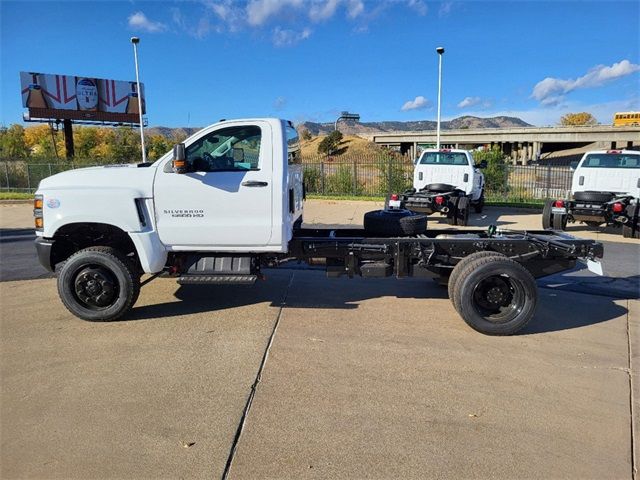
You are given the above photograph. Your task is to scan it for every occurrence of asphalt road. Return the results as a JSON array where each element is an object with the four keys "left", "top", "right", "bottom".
[{"left": 1, "top": 228, "right": 638, "bottom": 299}]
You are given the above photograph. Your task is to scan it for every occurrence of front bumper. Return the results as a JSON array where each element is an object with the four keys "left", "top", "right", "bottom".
[{"left": 34, "top": 237, "right": 54, "bottom": 272}]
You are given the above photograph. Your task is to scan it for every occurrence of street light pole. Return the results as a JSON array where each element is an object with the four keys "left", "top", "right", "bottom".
[
  {"left": 436, "top": 46, "right": 444, "bottom": 150},
  {"left": 131, "top": 36, "right": 147, "bottom": 163}
]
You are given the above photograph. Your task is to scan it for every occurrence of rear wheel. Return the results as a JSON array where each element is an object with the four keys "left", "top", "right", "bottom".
[
  {"left": 622, "top": 204, "right": 640, "bottom": 239},
  {"left": 457, "top": 197, "right": 470, "bottom": 226},
  {"left": 363, "top": 209, "right": 427, "bottom": 236},
  {"left": 57, "top": 246, "right": 140, "bottom": 322},
  {"left": 446, "top": 197, "right": 458, "bottom": 225},
  {"left": 453, "top": 256, "right": 538, "bottom": 335},
  {"left": 473, "top": 191, "right": 485, "bottom": 214},
  {"left": 542, "top": 200, "right": 554, "bottom": 229},
  {"left": 552, "top": 213, "right": 567, "bottom": 230},
  {"left": 448, "top": 251, "right": 506, "bottom": 312}
]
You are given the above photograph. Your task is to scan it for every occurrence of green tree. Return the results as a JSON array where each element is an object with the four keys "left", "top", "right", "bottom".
[
  {"left": 0, "top": 125, "right": 30, "bottom": 159},
  {"left": 559, "top": 112, "right": 597, "bottom": 126},
  {"left": 74, "top": 127, "right": 101, "bottom": 159},
  {"left": 147, "top": 134, "right": 173, "bottom": 161},
  {"left": 473, "top": 147, "right": 508, "bottom": 197},
  {"left": 317, "top": 130, "right": 343, "bottom": 155},
  {"left": 299, "top": 128, "right": 312, "bottom": 141},
  {"left": 111, "top": 127, "right": 141, "bottom": 162}
]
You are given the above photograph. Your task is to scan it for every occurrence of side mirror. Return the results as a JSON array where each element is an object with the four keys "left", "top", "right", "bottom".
[
  {"left": 570, "top": 161, "right": 579, "bottom": 170},
  {"left": 173, "top": 143, "right": 187, "bottom": 174},
  {"left": 476, "top": 160, "right": 488, "bottom": 169}
]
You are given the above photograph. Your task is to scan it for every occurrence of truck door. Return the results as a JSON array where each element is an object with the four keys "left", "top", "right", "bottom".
[{"left": 153, "top": 122, "right": 273, "bottom": 248}]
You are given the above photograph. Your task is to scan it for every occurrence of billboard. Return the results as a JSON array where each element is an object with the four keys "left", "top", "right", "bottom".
[{"left": 20, "top": 71, "right": 145, "bottom": 124}]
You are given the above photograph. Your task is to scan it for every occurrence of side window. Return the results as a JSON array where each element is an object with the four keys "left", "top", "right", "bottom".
[
  {"left": 186, "top": 126, "right": 261, "bottom": 172},
  {"left": 286, "top": 126, "right": 301, "bottom": 165}
]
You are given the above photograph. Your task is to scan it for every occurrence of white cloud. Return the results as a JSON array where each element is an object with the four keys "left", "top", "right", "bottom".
[
  {"left": 401, "top": 95, "right": 431, "bottom": 111},
  {"left": 408, "top": 0, "right": 428, "bottom": 16},
  {"left": 309, "top": 0, "right": 341, "bottom": 22},
  {"left": 463, "top": 97, "right": 640, "bottom": 127},
  {"left": 346, "top": 0, "right": 364, "bottom": 18},
  {"left": 247, "top": 0, "right": 303, "bottom": 26},
  {"left": 128, "top": 11, "right": 167, "bottom": 33},
  {"left": 532, "top": 59, "right": 640, "bottom": 104},
  {"left": 272, "top": 27, "right": 312, "bottom": 47},
  {"left": 457, "top": 96, "right": 492, "bottom": 109},
  {"left": 458, "top": 96, "right": 480, "bottom": 108},
  {"left": 438, "top": 1, "right": 453, "bottom": 17}
]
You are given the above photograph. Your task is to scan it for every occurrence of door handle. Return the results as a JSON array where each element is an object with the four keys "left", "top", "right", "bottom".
[{"left": 242, "top": 181, "right": 268, "bottom": 187}]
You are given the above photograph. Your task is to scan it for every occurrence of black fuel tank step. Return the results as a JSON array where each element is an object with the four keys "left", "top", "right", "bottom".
[{"left": 177, "top": 275, "right": 257, "bottom": 285}]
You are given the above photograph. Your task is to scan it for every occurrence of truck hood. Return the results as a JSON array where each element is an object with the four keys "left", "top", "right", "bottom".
[{"left": 37, "top": 164, "right": 157, "bottom": 197}]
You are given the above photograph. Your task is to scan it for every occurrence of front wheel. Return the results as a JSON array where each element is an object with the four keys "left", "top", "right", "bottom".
[
  {"left": 542, "top": 200, "right": 554, "bottom": 229},
  {"left": 453, "top": 256, "right": 538, "bottom": 335},
  {"left": 457, "top": 197, "right": 470, "bottom": 226},
  {"left": 57, "top": 246, "right": 140, "bottom": 322},
  {"left": 473, "top": 191, "right": 485, "bottom": 214}
]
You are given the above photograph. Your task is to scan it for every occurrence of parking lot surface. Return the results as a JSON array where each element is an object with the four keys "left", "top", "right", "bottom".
[{"left": 1, "top": 200, "right": 638, "bottom": 479}]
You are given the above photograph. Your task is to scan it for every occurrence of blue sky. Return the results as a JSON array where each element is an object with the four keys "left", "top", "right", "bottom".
[{"left": 1, "top": 0, "right": 639, "bottom": 127}]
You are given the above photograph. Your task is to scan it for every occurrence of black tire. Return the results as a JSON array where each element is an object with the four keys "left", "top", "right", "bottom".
[
  {"left": 363, "top": 209, "right": 427, "bottom": 236},
  {"left": 542, "top": 200, "right": 554, "bottom": 229},
  {"left": 453, "top": 256, "right": 538, "bottom": 335},
  {"left": 448, "top": 251, "right": 506, "bottom": 312},
  {"left": 622, "top": 204, "right": 640, "bottom": 239},
  {"left": 552, "top": 213, "right": 567, "bottom": 230},
  {"left": 573, "top": 191, "right": 614, "bottom": 203},
  {"left": 425, "top": 183, "right": 456, "bottom": 193},
  {"left": 473, "top": 191, "right": 485, "bottom": 214},
  {"left": 447, "top": 197, "right": 458, "bottom": 225},
  {"left": 457, "top": 197, "right": 470, "bottom": 226},
  {"left": 57, "top": 246, "right": 141, "bottom": 322}
]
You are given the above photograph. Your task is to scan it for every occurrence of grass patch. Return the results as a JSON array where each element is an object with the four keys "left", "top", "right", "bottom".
[
  {"left": 307, "top": 194, "right": 385, "bottom": 202},
  {"left": 0, "top": 192, "right": 33, "bottom": 200}
]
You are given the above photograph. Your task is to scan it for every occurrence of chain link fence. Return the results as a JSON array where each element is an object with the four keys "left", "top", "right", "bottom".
[{"left": 1, "top": 156, "right": 573, "bottom": 202}]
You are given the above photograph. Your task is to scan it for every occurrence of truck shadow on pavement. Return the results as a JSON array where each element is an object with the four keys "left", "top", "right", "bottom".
[{"left": 126, "top": 270, "right": 627, "bottom": 335}]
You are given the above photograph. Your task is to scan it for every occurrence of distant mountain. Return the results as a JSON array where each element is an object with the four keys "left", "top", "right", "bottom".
[
  {"left": 146, "top": 115, "right": 532, "bottom": 139},
  {"left": 299, "top": 116, "right": 532, "bottom": 136}
]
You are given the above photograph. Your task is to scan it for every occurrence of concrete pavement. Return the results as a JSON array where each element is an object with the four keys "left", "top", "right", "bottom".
[{"left": 0, "top": 200, "right": 638, "bottom": 479}]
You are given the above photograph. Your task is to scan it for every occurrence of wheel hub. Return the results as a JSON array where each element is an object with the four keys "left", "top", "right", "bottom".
[{"left": 74, "top": 267, "right": 116, "bottom": 308}]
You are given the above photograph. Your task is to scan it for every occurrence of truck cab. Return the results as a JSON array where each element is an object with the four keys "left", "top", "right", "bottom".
[
  {"left": 400, "top": 148, "right": 485, "bottom": 226},
  {"left": 542, "top": 149, "right": 640, "bottom": 238}
]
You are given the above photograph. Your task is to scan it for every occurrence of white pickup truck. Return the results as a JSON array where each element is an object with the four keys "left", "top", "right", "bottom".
[
  {"left": 399, "top": 149, "right": 486, "bottom": 226},
  {"left": 34, "top": 118, "right": 604, "bottom": 335},
  {"left": 542, "top": 149, "right": 640, "bottom": 238}
]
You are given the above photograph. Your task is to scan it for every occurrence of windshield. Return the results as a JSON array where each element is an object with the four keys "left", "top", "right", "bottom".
[
  {"left": 581, "top": 153, "right": 640, "bottom": 169},
  {"left": 420, "top": 152, "right": 469, "bottom": 166}
]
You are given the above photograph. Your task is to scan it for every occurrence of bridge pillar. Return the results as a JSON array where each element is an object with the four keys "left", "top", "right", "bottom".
[
  {"left": 628, "top": 141, "right": 634, "bottom": 149},
  {"left": 611, "top": 141, "right": 617, "bottom": 149}
]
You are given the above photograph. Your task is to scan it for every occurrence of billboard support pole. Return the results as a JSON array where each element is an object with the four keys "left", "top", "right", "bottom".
[
  {"left": 63, "top": 120, "right": 74, "bottom": 159},
  {"left": 131, "top": 37, "right": 147, "bottom": 163}
]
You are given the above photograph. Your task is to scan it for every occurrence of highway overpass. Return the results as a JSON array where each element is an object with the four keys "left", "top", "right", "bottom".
[{"left": 369, "top": 125, "right": 640, "bottom": 163}]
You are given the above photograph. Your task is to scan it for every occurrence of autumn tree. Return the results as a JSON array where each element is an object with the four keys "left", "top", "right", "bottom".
[
  {"left": 0, "top": 125, "right": 30, "bottom": 158},
  {"left": 559, "top": 112, "right": 598, "bottom": 126}
]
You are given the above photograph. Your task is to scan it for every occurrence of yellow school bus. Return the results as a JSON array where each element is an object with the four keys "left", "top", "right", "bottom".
[{"left": 613, "top": 112, "right": 640, "bottom": 126}]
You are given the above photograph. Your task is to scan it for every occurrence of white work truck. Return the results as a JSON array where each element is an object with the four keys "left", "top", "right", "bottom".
[
  {"left": 398, "top": 149, "right": 486, "bottom": 226},
  {"left": 542, "top": 149, "right": 640, "bottom": 238},
  {"left": 34, "top": 118, "right": 604, "bottom": 335}
]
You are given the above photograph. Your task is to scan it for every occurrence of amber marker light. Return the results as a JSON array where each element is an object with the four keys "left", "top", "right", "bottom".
[{"left": 34, "top": 196, "right": 43, "bottom": 209}]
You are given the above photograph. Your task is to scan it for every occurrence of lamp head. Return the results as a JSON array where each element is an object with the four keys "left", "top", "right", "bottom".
[
  {"left": 131, "top": 37, "right": 140, "bottom": 44},
  {"left": 436, "top": 46, "right": 445, "bottom": 54}
]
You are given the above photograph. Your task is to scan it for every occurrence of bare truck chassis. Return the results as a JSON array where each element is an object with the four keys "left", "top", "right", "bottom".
[{"left": 159, "top": 226, "right": 603, "bottom": 336}]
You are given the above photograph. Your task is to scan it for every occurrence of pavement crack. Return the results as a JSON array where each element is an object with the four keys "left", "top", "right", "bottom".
[
  {"left": 220, "top": 272, "right": 295, "bottom": 480},
  {"left": 627, "top": 299, "right": 637, "bottom": 480}
]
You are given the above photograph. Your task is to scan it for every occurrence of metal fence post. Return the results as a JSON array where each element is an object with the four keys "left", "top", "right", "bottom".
[
  {"left": 320, "top": 162, "right": 325, "bottom": 195},
  {"left": 26, "top": 164, "right": 31, "bottom": 192},
  {"left": 387, "top": 155, "right": 392, "bottom": 199},
  {"left": 4, "top": 163, "right": 9, "bottom": 190},
  {"left": 48, "top": 163, "right": 53, "bottom": 177},
  {"left": 545, "top": 164, "right": 551, "bottom": 199},
  {"left": 352, "top": 161, "right": 357, "bottom": 195}
]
